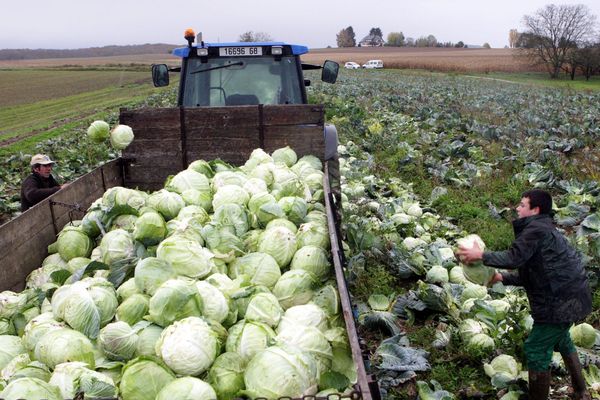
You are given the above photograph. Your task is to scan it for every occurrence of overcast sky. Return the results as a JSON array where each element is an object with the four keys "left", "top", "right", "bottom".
[{"left": 2, "top": 0, "right": 599, "bottom": 50}]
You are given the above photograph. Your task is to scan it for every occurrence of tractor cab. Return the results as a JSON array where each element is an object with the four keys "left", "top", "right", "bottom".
[{"left": 152, "top": 29, "right": 339, "bottom": 107}]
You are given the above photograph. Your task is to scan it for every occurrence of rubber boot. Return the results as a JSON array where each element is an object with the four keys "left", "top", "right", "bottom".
[
  {"left": 528, "top": 370, "right": 551, "bottom": 400},
  {"left": 562, "top": 352, "right": 591, "bottom": 400}
]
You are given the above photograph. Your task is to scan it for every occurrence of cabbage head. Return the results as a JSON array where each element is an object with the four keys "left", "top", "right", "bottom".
[
  {"left": 119, "top": 357, "right": 175, "bottom": 400},
  {"left": 49, "top": 361, "right": 117, "bottom": 400},
  {"left": 425, "top": 265, "right": 449, "bottom": 284},
  {"left": 116, "top": 294, "right": 149, "bottom": 326},
  {"left": 208, "top": 352, "right": 246, "bottom": 400},
  {"left": 22, "top": 313, "right": 65, "bottom": 353},
  {"left": 272, "top": 146, "right": 298, "bottom": 167},
  {"left": 226, "top": 320, "right": 276, "bottom": 362},
  {"left": 229, "top": 252, "right": 281, "bottom": 289},
  {"left": 133, "top": 257, "right": 176, "bottom": 296},
  {"left": 147, "top": 279, "right": 202, "bottom": 327},
  {"left": 0, "top": 377, "right": 62, "bottom": 400},
  {"left": 110, "top": 124, "right": 134, "bottom": 150},
  {"left": 99, "top": 229, "right": 136, "bottom": 266},
  {"left": 244, "top": 292, "right": 284, "bottom": 328},
  {"left": 1, "top": 353, "right": 50, "bottom": 383},
  {"left": 290, "top": 245, "right": 330, "bottom": 280},
  {"left": 195, "top": 281, "right": 233, "bottom": 325},
  {"left": 0, "top": 335, "right": 26, "bottom": 370},
  {"left": 147, "top": 189, "right": 185, "bottom": 221},
  {"left": 570, "top": 323, "right": 597, "bottom": 349},
  {"left": 297, "top": 222, "right": 330, "bottom": 249},
  {"left": 275, "top": 324, "right": 333, "bottom": 375},
  {"left": 87, "top": 120, "right": 110, "bottom": 143},
  {"left": 133, "top": 211, "right": 166, "bottom": 246},
  {"left": 277, "top": 303, "right": 329, "bottom": 334},
  {"left": 213, "top": 185, "right": 250, "bottom": 210},
  {"left": 484, "top": 354, "right": 522, "bottom": 388},
  {"left": 156, "top": 377, "right": 217, "bottom": 400},
  {"left": 273, "top": 269, "right": 317, "bottom": 309},
  {"left": 156, "top": 235, "right": 214, "bottom": 279},
  {"left": 188, "top": 159, "right": 214, "bottom": 178},
  {"left": 244, "top": 345, "right": 318, "bottom": 399},
  {"left": 98, "top": 321, "right": 139, "bottom": 361},
  {"left": 459, "top": 319, "right": 487, "bottom": 342},
  {"left": 34, "top": 328, "right": 95, "bottom": 369},
  {"left": 457, "top": 234, "right": 496, "bottom": 286},
  {"left": 134, "top": 322, "right": 163, "bottom": 357},
  {"left": 258, "top": 226, "right": 297, "bottom": 268},
  {"left": 156, "top": 317, "right": 219, "bottom": 375},
  {"left": 278, "top": 196, "right": 308, "bottom": 225},
  {"left": 460, "top": 283, "right": 489, "bottom": 303},
  {"left": 57, "top": 227, "right": 93, "bottom": 261},
  {"left": 166, "top": 169, "right": 211, "bottom": 194}
]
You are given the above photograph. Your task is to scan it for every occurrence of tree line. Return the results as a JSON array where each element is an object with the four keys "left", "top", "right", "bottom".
[
  {"left": 336, "top": 26, "right": 490, "bottom": 49},
  {"left": 510, "top": 3, "right": 599, "bottom": 80}
]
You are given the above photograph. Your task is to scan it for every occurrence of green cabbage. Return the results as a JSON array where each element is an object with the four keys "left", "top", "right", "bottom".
[
  {"left": 156, "top": 377, "right": 217, "bottom": 400},
  {"left": 86, "top": 120, "right": 110, "bottom": 143},
  {"left": 119, "top": 357, "right": 175, "bottom": 400},
  {"left": 110, "top": 124, "right": 134, "bottom": 150},
  {"left": 0, "top": 377, "right": 62, "bottom": 400}
]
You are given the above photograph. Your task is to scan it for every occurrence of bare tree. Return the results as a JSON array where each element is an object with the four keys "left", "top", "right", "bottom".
[
  {"left": 238, "top": 31, "right": 273, "bottom": 42},
  {"left": 509, "top": 29, "right": 519, "bottom": 48},
  {"left": 522, "top": 4, "right": 597, "bottom": 78}
]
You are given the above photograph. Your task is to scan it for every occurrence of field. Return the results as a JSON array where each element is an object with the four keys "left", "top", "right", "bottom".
[{"left": 1, "top": 49, "right": 600, "bottom": 398}]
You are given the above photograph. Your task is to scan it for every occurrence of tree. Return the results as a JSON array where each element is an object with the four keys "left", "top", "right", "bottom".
[
  {"left": 521, "top": 4, "right": 597, "bottom": 78},
  {"left": 569, "top": 41, "right": 600, "bottom": 80},
  {"left": 455, "top": 41, "right": 465, "bottom": 48},
  {"left": 238, "top": 31, "right": 273, "bottom": 42},
  {"left": 405, "top": 37, "right": 415, "bottom": 47},
  {"left": 509, "top": 29, "right": 519, "bottom": 48},
  {"left": 483, "top": 42, "right": 491, "bottom": 49},
  {"left": 336, "top": 26, "right": 356, "bottom": 47},
  {"left": 369, "top": 27, "right": 383, "bottom": 38},
  {"left": 386, "top": 32, "right": 405, "bottom": 47}
]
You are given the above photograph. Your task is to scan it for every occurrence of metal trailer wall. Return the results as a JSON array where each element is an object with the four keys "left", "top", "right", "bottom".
[{"left": 0, "top": 160, "right": 123, "bottom": 292}]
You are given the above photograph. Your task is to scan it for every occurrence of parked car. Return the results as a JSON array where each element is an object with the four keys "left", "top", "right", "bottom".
[
  {"left": 362, "top": 59, "right": 384, "bottom": 69},
  {"left": 344, "top": 61, "right": 360, "bottom": 69}
]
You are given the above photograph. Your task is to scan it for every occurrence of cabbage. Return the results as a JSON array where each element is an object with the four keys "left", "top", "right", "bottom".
[
  {"left": 102, "top": 187, "right": 146, "bottom": 210},
  {"left": 244, "top": 292, "right": 284, "bottom": 328},
  {"left": 0, "top": 291, "right": 28, "bottom": 319},
  {"left": 272, "top": 146, "right": 298, "bottom": 167},
  {"left": 248, "top": 192, "right": 284, "bottom": 225},
  {"left": 459, "top": 319, "right": 487, "bottom": 342},
  {"left": 244, "top": 345, "right": 318, "bottom": 398},
  {"left": 116, "top": 278, "right": 140, "bottom": 301},
  {"left": 484, "top": 354, "right": 522, "bottom": 388},
  {"left": 109, "top": 214, "right": 137, "bottom": 232},
  {"left": 134, "top": 257, "right": 176, "bottom": 296},
  {"left": 156, "top": 377, "right": 217, "bottom": 400},
  {"left": 208, "top": 352, "right": 246, "bottom": 400},
  {"left": 195, "top": 281, "right": 233, "bottom": 325},
  {"left": 147, "top": 190, "right": 185, "bottom": 221},
  {"left": 147, "top": 279, "right": 202, "bottom": 327},
  {"left": 290, "top": 245, "right": 331, "bottom": 280},
  {"left": 0, "top": 377, "right": 62, "bottom": 400},
  {"left": 258, "top": 226, "right": 297, "bottom": 268},
  {"left": 115, "top": 294, "right": 149, "bottom": 326},
  {"left": 265, "top": 218, "right": 298, "bottom": 233},
  {"left": 275, "top": 324, "right": 333, "bottom": 375},
  {"left": 188, "top": 159, "right": 214, "bottom": 178},
  {"left": 311, "top": 284, "right": 341, "bottom": 317},
  {"left": 57, "top": 227, "right": 93, "bottom": 261},
  {"left": 461, "top": 283, "right": 489, "bottom": 303},
  {"left": 156, "top": 317, "right": 219, "bottom": 375},
  {"left": 201, "top": 223, "right": 246, "bottom": 262},
  {"left": 99, "top": 229, "right": 136, "bottom": 266},
  {"left": 49, "top": 361, "right": 117, "bottom": 399},
  {"left": 98, "top": 321, "right": 139, "bottom": 361},
  {"left": 212, "top": 171, "right": 247, "bottom": 190},
  {"left": 273, "top": 269, "right": 317, "bottom": 310},
  {"left": 449, "top": 266, "right": 468, "bottom": 284},
  {"left": 0, "top": 354, "right": 50, "bottom": 383},
  {"left": 570, "top": 323, "right": 597, "bottom": 349},
  {"left": 226, "top": 320, "right": 276, "bottom": 362},
  {"left": 34, "top": 328, "right": 95, "bottom": 369},
  {"left": 80, "top": 209, "right": 104, "bottom": 238},
  {"left": 119, "top": 357, "right": 175, "bottom": 400},
  {"left": 134, "top": 322, "right": 163, "bottom": 357},
  {"left": 156, "top": 235, "right": 214, "bottom": 279},
  {"left": 467, "top": 333, "right": 495, "bottom": 354},
  {"left": 297, "top": 222, "right": 330, "bottom": 249},
  {"left": 213, "top": 185, "right": 250, "bottom": 210},
  {"left": 229, "top": 252, "right": 281, "bottom": 289},
  {"left": 0, "top": 335, "right": 26, "bottom": 370},
  {"left": 243, "top": 178, "right": 268, "bottom": 196},
  {"left": 277, "top": 304, "right": 329, "bottom": 334},
  {"left": 182, "top": 188, "right": 213, "bottom": 211},
  {"left": 425, "top": 265, "right": 449, "bottom": 284},
  {"left": 457, "top": 234, "right": 496, "bottom": 286},
  {"left": 133, "top": 211, "right": 166, "bottom": 246},
  {"left": 110, "top": 124, "right": 134, "bottom": 150},
  {"left": 166, "top": 169, "right": 211, "bottom": 194},
  {"left": 86, "top": 120, "right": 110, "bottom": 143},
  {"left": 278, "top": 196, "right": 308, "bottom": 225},
  {"left": 21, "top": 313, "right": 65, "bottom": 353}
]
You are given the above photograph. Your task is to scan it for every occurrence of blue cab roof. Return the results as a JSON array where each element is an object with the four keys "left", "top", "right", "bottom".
[{"left": 172, "top": 42, "right": 309, "bottom": 58}]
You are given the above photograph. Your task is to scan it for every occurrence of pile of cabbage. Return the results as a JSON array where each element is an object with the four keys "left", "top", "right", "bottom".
[{"left": 0, "top": 146, "right": 357, "bottom": 400}]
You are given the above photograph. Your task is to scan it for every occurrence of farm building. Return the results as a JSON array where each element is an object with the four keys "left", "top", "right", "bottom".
[{"left": 358, "top": 34, "right": 384, "bottom": 47}]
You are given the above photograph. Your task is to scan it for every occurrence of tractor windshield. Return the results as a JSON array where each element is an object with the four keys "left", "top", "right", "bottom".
[{"left": 182, "top": 55, "right": 304, "bottom": 106}]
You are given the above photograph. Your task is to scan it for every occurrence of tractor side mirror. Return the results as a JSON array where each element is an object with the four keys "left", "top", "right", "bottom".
[
  {"left": 321, "top": 60, "right": 339, "bottom": 84},
  {"left": 152, "top": 64, "right": 170, "bottom": 87}
]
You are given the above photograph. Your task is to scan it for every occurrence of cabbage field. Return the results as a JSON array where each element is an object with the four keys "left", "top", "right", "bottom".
[{"left": 1, "top": 68, "right": 600, "bottom": 399}]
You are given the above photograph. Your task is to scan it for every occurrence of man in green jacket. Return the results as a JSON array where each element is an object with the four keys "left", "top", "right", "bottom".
[{"left": 458, "top": 189, "right": 592, "bottom": 400}]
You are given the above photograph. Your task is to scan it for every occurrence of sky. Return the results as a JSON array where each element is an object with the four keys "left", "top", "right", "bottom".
[{"left": 2, "top": 0, "right": 599, "bottom": 50}]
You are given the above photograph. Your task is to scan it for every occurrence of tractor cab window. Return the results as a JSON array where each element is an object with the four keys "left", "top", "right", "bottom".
[{"left": 182, "top": 55, "right": 304, "bottom": 107}]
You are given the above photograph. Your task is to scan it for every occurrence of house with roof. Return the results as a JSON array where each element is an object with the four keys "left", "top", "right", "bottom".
[{"left": 358, "top": 34, "right": 385, "bottom": 47}]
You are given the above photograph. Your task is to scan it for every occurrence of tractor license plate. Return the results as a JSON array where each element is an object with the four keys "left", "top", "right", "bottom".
[{"left": 219, "top": 47, "right": 263, "bottom": 56}]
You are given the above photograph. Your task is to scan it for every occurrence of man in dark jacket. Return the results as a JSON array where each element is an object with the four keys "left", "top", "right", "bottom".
[
  {"left": 457, "top": 189, "right": 592, "bottom": 400},
  {"left": 20, "top": 154, "right": 69, "bottom": 212}
]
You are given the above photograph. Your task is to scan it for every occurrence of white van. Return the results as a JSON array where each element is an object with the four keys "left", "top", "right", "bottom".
[{"left": 362, "top": 60, "right": 384, "bottom": 69}]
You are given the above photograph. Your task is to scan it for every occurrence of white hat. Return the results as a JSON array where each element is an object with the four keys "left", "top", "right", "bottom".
[{"left": 30, "top": 154, "right": 55, "bottom": 166}]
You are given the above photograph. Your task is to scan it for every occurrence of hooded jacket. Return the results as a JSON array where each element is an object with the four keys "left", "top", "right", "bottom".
[
  {"left": 482, "top": 214, "right": 591, "bottom": 324},
  {"left": 20, "top": 172, "right": 60, "bottom": 211}
]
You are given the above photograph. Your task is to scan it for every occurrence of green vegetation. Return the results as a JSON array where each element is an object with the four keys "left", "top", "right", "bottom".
[{"left": 469, "top": 71, "right": 600, "bottom": 91}]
